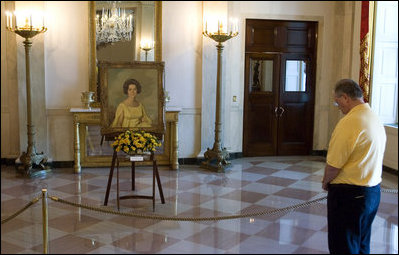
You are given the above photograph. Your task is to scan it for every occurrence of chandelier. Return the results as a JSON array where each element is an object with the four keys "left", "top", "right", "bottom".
[{"left": 96, "top": 1, "right": 133, "bottom": 45}]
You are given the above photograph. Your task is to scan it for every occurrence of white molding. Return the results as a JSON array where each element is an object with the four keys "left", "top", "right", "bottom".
[
  {"left": 383, "top": 159, "right": 398, "bottom": 171},
  {"left": 46, "top": 108, "right": 73, "bottom": 116},
  {"left": 180, "top": 107, "right": 201, "bottom": 115},
  {"left": 385, "top": 125, "right": 398, "bottom": 135}
]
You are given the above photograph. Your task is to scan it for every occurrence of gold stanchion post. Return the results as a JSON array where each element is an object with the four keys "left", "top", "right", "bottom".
[{"left": 42, "top": 189, "right": 49, "bottom": 254}]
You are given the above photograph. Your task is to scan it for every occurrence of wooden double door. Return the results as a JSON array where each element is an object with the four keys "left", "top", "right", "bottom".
[{"left": 243, "top": 19, "right": 317, "bottom": 156}]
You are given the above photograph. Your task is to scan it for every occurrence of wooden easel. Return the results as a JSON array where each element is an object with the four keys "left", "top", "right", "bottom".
[{"left": 103, "top": 150, "right": 165, "bottom": 211}]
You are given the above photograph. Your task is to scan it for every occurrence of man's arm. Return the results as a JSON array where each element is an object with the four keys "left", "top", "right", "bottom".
[{"left": 322, "top": 164, "right": 341, "bottom": 191}]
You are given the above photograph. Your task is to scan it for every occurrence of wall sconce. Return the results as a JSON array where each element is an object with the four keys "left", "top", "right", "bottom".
[
  {"left": 6, "top": 10, "right": 51, "bottom": 178},
  {"left": 201, "top": 18, "right": 238, "bottom": 172},
  {"left": 140, "top": 40, "right": 154, "bottom": 61}
]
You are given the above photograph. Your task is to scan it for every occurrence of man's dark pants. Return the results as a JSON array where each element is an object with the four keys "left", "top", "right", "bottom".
[{"left": 327, "top": 183, "right": 380, "bottom": 254}]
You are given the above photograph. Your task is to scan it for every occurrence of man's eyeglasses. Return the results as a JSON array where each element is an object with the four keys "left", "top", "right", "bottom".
[{"left": 333, "top": 94, "right": 343, "bottom": 107}]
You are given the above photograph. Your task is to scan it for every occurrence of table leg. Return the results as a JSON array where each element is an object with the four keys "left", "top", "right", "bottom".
[
  {"left": 131, "top": 161, "right": 135, "bottom": 191},
  {"left": 73, "top": 119, "right": 81, "bottom": 174},
  {"left": 104, "top": 150, "right": 117, "bottom": 206},
  {"left": 154, "top": 160, "right": 165, "bottom": 204},
  {"left": 152, "top": 162, "right": 155, "bottom": 212},
  {"left": 171, "top": 120, "right": 179, "bottom": 170},
  {"left": 117, "top": 157, "right": 120, "bottom": 210}
]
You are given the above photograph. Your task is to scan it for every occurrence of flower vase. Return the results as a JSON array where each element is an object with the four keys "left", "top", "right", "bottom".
[
  {"left": 127, "top": 149, "right": 152, "bottom": 156},
  {"left": 81, "top": 91, "right": 95, "bottom": 109},
  {"left": 127, "top": 150, "right": 151, "bottom": 161},
  {"left": 126, "top": 150, "right": 141, "bottom": 157}
]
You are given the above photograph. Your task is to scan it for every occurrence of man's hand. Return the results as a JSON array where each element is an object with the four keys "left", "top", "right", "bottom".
[
  {"left": 322, "top": 179, "right": 329, "bottom": 191},
  {"left": 322, "top": 164, "right": 341, "bottom": 191}
]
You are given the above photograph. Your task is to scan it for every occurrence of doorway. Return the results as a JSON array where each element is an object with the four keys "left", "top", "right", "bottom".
[{"left": 243, "top": 19, "right": 318, "bottom": 156}]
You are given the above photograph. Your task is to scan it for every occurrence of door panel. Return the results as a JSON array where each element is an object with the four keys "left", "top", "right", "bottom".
[
  {"left": 246, "top": 19, "right": 315, "bottom": 54},
  {"left": 247, "top": 104, "right": 275, "bottom": 155},
  {"left": 278, "top": 102, "right": 307, "bottom": 153},
  {"left": 278, "top": 54, "right": 314, "bottom": 155},
  {"left": 243, "top": 53, "right": 279, "bottom": 156}
]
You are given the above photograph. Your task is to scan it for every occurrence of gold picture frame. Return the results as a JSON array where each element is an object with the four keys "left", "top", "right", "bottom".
[{"left": 99, "top": 61, "right": 165, "bottom": 136}]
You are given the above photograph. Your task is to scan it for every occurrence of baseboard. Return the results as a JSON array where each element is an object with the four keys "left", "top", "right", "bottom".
[
  {"left": 3, "top": 155, "right": 397, "bottom": 174},
  {"left": 1, "top": 158, "right": 16, "bottom": 165},
  {"left": 178, "top": 152, "right": 243, "bottom": 165},
  {"left": 50, "top": 161, "right": 74, "bottom": 168},
  {"left": 178, "top": 157, "right": 202, "bottom": 165},
  {"left": 383, "top": 165, "right": 398, "bottom": 175},
  {"left": 311, "top": 150, "right": 327, "bottom": 157},
  {"left": 1, "top": 158, "right": 74, "bottom": 169},
  {"left": 229, "top": 152, "right": 243, "bottom": 160}
]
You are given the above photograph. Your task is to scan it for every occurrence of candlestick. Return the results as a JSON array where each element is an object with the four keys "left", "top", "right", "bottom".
[
  {"left": 201, "top": 18, "right": 239, "bottom": 172},
  {"left": 5, "top": 10, "right": 50, "bottom": 177}
]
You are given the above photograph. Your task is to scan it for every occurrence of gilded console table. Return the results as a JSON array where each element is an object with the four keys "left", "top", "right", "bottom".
[{"left": 70, "top": 108, "right": 180, "bottom": 174}]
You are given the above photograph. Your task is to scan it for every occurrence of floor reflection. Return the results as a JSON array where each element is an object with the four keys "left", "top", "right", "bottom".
[{"left": 1, "top": 156, "right": 398, "bottom": 254}]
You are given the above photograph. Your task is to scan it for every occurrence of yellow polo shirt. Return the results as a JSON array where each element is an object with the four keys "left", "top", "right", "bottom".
[{"left": 327, "top": 103, "right": 386, "bottom": 186}]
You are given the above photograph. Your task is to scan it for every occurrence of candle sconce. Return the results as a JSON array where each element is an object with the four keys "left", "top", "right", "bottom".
[{"left": 140, "top": 40, "right": 154, "bottom": 61}]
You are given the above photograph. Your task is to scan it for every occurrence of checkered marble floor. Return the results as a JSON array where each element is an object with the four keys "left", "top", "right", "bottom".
[{"left": 1, "top": 156, "right": 398, "bottom": 254}]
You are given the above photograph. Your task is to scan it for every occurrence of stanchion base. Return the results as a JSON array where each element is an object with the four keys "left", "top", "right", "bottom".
[
  {"left": 200, "top": 147, "right": 231, "bottom": 173},
  {"left": 28, "top": 168, "right": 52, "bottom": 178},
  {"left": 201, "top": 160, "right": 231, "bottom": 173},
  {"left": 15, "top": 164, "right": 52, "bottom": 178},
  {"left": 16, "top": 151, "right": 53, "bottom": 178}
]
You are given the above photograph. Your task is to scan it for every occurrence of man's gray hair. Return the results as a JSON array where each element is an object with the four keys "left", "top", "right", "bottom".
[{"left": 334, "top": 79, "right": 364, "bottom": 99}]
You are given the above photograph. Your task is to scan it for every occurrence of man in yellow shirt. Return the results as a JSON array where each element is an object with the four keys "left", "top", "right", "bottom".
[{"left": 322, "top": 79, "right": 386, "bottom": 254}]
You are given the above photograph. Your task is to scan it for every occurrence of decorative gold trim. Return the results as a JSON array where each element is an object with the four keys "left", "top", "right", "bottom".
[
  {"left": 359, "top": 1, "right": 375, "bottom": 103},
  {"left": 359, "top": 33, "right": 370, "bottom": 101},
  {"left": 71, "top": 111, "right": 179, "bottom": 170},
  {"left": 155, "top": 1, "right": 162, "bottom": 62},
  {"left": 368, "top": 1, "right": 376, "bottom": 103}
]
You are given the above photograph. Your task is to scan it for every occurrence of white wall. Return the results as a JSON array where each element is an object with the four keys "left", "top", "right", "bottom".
[
  {"left": 384, "top": 126, "right": 398, "bottom": 170},
  {"left": 1, "top": 1, "right": 20, "bottom": 158},
  {"left": 43, "top": 1, "right": 88, "bottom": 161},
  {"left": 163, "top": 1, "right": 203, "bottom": 157},
  {"left": 45, "top": 1, "right": 88, "bottom": 109}
]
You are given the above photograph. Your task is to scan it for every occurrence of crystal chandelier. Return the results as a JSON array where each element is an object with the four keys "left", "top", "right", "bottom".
[{"left": 96, "top": 1, "right": 133, "bottom": 45}]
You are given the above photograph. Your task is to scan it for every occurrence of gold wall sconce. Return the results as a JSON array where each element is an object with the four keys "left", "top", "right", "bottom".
[{"left": 140, "top": 40, "right": 154, "bottom": 61}]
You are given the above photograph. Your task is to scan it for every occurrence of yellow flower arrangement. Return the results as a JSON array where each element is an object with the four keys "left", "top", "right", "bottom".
[{"left": 111, "top": 130, "right": 162, "bottom": 154}]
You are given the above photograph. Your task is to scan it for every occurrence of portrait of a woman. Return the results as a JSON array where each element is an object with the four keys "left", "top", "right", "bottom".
[{"left": 111, "top": 78, "right": 152, "bottom": 128}]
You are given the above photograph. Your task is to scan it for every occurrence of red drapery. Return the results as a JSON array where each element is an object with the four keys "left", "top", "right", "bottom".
[{"left": 359, "top": 1, "right": 371, "bottom": 102}]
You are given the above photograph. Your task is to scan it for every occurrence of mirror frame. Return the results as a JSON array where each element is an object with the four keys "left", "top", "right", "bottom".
[{"left": 88, "top": 1, "right": 162, "bottom": 104}]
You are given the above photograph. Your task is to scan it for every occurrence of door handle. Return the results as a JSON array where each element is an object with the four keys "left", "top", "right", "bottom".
[
  {"left": 274, "top": 107, "right": 279, "bottom": 117},
  {"left": 279, "top": 107, "right": 285, "bottom": 117}
]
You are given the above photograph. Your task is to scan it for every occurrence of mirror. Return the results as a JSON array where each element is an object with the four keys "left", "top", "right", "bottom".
[
  {"left": 249, "top": 58, "right": 273, "bottom": 92},
  {"left": 285, "top": 60, "right": 306, "bottom": 92},
  {"left": 89, "top": 1, "right": 162, "bottom": 103}
]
